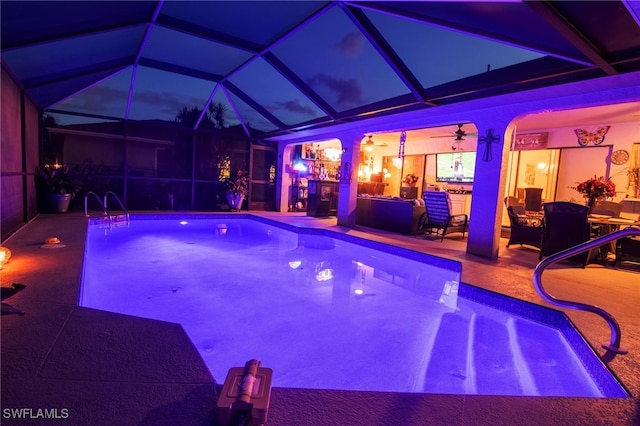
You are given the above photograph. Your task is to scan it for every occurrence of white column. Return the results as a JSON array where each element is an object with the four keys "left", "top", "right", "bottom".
[
  {"left": 334, "top": 131, "right": 365, "bottom": 227},
  {"left": 466, "top": 119, "right": 514, "bottom": 258},
  {"left": 275, "top": 143, "right": 291, "bottom": 212}
]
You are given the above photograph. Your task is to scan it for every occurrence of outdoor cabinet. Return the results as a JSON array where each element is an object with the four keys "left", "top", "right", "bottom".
[{"left": 306, "top": 180, "right": 338, "bottom": 217}]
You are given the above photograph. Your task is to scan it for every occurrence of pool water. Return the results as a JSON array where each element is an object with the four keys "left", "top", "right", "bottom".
[{"left": 80, "top": 214, "right": 627, "bottom": 397}]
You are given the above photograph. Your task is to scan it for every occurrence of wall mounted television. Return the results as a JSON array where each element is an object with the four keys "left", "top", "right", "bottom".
[{"left": 436, "top": 152, "right": 476, "bottom": 183}]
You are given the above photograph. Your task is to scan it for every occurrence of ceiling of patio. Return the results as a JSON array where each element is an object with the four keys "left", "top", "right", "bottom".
[{"left": 2, "top": 1, "right": 640, "bottom": 141}]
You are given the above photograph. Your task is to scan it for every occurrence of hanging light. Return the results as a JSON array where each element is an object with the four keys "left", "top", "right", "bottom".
[
  {"left": 365, "top": 135, "right": 375, "bottom": 152},
  {"left": 451, "top": 124, "right": 466, "bottom": 151}
]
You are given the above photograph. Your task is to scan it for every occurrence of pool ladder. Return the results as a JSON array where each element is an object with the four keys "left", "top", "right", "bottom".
[
  {"left": 533, "top": 226, "right": 640, "bottom": 355},
  {"left": 84, "top": 191, "right": 130, "bottom": 227}
]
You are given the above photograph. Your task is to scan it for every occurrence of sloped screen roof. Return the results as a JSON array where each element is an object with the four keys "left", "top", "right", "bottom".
[{"left": 2, "top": 1, "right": 640, "bottom": 139}]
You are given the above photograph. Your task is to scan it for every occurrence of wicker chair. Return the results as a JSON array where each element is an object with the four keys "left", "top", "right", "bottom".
[
  {"left": 504, "top": 196, "right": 524, "bottom": 208},
  {"left": 418, "top": 191, "right": 468, "bottom": 242},
  {"left": 506, "top": 206, "right": 542, "bottom": 249}
]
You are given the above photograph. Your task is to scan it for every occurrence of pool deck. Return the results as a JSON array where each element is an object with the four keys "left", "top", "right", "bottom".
[{"left": 1, "top": 211, "right": 638, "bottom": 426}]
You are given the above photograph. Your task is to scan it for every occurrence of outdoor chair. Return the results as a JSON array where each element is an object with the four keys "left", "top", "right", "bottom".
[
  {"left": 591, "top": 200, "right": 623, "bottom": 217},
  {"left": 504, "top": 196, "right": 524, "bottom": 208},
  {"left": 524, "top": 187, "right": 544, "bottom": 212},
  {"left": 539, "top": 202, "right": 591, "bottom": 266},
  {"left": 590, "top": 200, "right": 623, "bottom": 238},
  {"left": 418, "top": 190, "right": 468, "bottom": 242},
  {"left": 506, "top": 205, "right": 542, "bottom": 249},
  {"left": 615, "top": 235, "right": 640, "bottom": 266}
]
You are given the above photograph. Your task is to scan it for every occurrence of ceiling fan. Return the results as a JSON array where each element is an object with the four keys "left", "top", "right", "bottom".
[
  {"left": 361, "top": 135, "right": 388, "bottom": 151},
  {"left": 429, "top": 124, "right": 478, "bottom": 140}
]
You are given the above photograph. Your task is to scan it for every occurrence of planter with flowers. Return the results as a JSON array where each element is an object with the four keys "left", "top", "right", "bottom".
[
  {"left": 224, "top": 170, "right": 248, "bottom": 211},
  {"left": 571, "top": 175, "right": 616, "bottom": 214},
  {"left": 35, "top": 164, "right": 82, "bottom": 213}
]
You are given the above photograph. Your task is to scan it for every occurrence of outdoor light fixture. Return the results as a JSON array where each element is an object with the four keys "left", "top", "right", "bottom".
[{"left": 0, "top": 246, "right": 12, "bottom": 268}]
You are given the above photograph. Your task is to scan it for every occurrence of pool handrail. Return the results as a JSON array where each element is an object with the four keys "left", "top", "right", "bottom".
[
  {"left": 533, "top": 225, "right": 640, "bottom": 355},
  {"left": 84, "top": 191, "right": 109, "bottom": 218},
  {"left": 103, "top": 191, "right": 130, "bottom": 222}
]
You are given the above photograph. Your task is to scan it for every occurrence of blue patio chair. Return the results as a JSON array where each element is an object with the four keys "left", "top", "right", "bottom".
[{"left": 418, "top": 191, "right": 468, "bottom": 242}]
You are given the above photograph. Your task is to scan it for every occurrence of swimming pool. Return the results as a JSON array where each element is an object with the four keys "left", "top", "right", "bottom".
[{"left": 80, "top": 214, "right": 627, "bottom": 397}]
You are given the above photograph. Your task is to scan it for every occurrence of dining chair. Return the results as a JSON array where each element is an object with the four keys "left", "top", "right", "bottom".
[
  {"left": 524, "top": 188, "right": 544, "bottom": 212},
  {"left": 591, "top": 200, "right": 623, "bottom": 217},
  {"left": 539, "top": 201, "right": 591, "bottom": 266},
  {"left": 590, "top": 200, "right": 624, "bottom": 242},
  {"left": 615, "top": 235, "right": 640, "bottom": 265}
]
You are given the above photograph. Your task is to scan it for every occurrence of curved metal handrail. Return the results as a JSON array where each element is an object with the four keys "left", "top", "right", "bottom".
[
  {"left": 84, "top": 191, "right": 109, "bottom": 218},
  {"left": 533, "top": 225, "right": 640, "bottom": 355},
  {"left": 103, "top": 191, "right": 129, "bottom": 222}
]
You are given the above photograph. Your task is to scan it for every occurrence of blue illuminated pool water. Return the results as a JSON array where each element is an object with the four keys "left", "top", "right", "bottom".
[{"left": 80, "top": 214, "right": 627, "bottom": 397}]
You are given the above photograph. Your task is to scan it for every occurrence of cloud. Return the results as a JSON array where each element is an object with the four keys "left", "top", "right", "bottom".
[
  {"left": 307, "top": 73, "right": 363, "bottom": 108},
  {"left": 265, "top": 98, "right": 318, "bottom": 119},
  {"left": 335, "top": 32, "right": 365, "bottom": 57},
  {"left": 279, "top": 99, "right": 317, "bottom": 115},
  {"left": 132, "top": 90, "right": 207, "bottom": 119},
  {"left": 60, "top": 85, "right": 126, "bottom": 116}
]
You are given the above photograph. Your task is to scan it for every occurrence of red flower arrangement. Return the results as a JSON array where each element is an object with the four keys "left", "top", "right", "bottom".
[
  {"left": 572, "top": 175, "right": 616, "bottom": 199},
  {"left": 404, "top": 173, "right": 419, "bottom": 186}
]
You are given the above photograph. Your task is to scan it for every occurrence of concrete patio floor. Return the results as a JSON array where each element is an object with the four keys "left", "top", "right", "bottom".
[{"left": 1, "top": 211, "right": 638, "bottom": 425}]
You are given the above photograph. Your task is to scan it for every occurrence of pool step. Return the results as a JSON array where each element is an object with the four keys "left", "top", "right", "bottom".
[
  {"left": 472, "top": 316, "right": 522, "bottom": 395},
  {"left": 423, "top": 312, "right": 471, "bottom": 394},
  {"left": 423, "top": 311, "right": 596, "bottom": 396}
]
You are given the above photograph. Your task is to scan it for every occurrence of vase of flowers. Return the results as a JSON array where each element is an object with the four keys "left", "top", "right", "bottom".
[
  {"left": 404, "top": 173, "right": 419, "bottom": 187},
  {"left": 571, "top": 175, "right": 616, "bottom": 214},
  {"left": 224, "top": 169, "right": 248, "bottom": 211}
]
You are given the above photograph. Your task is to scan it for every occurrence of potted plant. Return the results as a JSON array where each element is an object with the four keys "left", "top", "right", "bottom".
[
  {"left": 35, "top": 164, "right": 82, "bottom": 213},
  {"left": 224, "top": 169, "right": 248, "bottom": 211}
]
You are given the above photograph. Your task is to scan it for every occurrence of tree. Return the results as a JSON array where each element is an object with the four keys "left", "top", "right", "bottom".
[{"left": 174, "top": 102, "right": 228, "bottom": 129}]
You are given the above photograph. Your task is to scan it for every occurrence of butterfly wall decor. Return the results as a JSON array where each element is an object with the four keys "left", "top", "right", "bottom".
[{"left": 574, "top": 126, "right": 610, "bottom": 146}]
